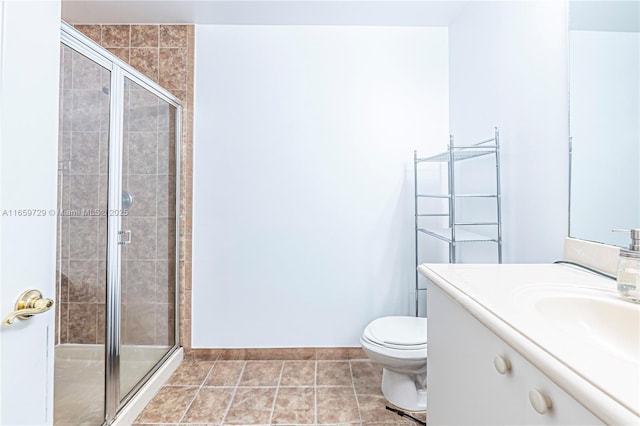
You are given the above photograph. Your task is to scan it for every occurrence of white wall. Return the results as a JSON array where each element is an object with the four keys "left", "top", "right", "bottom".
[
  {"left": 193, "top": 25, "right": 449, "bottom": 347},
  {"left": 448, "top": 1, "right": 569, "bottom": 263}
]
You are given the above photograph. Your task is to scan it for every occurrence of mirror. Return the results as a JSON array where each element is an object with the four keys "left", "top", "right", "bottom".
[{"left": 568, "top": 0, "right": 640, "bottom": 248}]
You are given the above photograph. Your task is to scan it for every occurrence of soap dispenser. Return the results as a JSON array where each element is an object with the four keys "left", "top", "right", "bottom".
[{"left": 614, "top": 229, "right": 640, "bottom": 303}]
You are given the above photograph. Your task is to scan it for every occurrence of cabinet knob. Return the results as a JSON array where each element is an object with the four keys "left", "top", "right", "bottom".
[
  {"left": 529, "top": 389, "right": 552, "bottom": 414},
  {"left": 493, "top": 355, "right": 511, "bottom": 374}
]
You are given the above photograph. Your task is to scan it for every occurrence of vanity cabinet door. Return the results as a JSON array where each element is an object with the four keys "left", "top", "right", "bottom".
[
  {"left": 427, "top": 281, "right": 604, "bottom": 426},
  {"left": 427, "top": 282, "right": 525, "bottom": 425},
  {"left": 516, "top": 355, "right": 604, "bottom": 425}
]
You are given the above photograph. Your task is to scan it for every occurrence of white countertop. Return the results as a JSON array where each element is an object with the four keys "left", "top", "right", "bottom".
[{"left": 418, "top": 263, "right": 640, "bottom": 426}]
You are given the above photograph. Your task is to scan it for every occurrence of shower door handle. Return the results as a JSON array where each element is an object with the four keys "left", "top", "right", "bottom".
[
  {"left": 119, "top": 230, "right": 132, "bottom": 245},
  {"left": 2, "top": 290, "right": 54, "bottom": 326}
]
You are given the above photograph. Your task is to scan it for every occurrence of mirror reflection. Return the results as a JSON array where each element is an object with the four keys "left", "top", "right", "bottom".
[{"left": 569, "top": 0, "right": 640, "bottom": 247}]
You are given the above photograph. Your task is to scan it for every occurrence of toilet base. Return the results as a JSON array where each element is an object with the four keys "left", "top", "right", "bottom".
[{"left": 381, "top": 368, "right": 427, "bottom": 412}]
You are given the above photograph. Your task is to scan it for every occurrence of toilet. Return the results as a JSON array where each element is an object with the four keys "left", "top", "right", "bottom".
[{"left": 360, "top": 316, "right": 427, "bottom": 412}]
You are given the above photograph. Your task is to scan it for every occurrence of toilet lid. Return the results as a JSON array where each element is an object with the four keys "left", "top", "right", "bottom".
[{"left": 366, "top": 316, "right": 427, "bottom": 347}]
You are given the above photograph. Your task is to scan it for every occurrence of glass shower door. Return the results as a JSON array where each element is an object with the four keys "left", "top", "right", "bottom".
[
  {"left": 119, "top": 76, "right": 178, "bottom": 400},
  {"left": 55, "top": 44, "right": 110, "bottom": 426}
]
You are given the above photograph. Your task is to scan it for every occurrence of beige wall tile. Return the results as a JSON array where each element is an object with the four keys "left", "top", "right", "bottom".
[
  {"left": 207, "top": 348, "right": 248, "bottom": 361},
  {"left": 157, "top": 134, "right": 177, "bottom": 176},
  {"left": 101, "top": 25, "right": 130, "bottom": 48},
  {"left": 131, "top": 25, "right": 159, "bottom": 48},
  {"left": 160, "top": 25, "right": 188, "bottom": 48},
  {"left": 107, "top": 47, "right": 130, "bottom": 63},
  {"left": 156, "top": 218, "right": 176, "bottom": 260},
  {"left": 156, "top": 260, "right": 175, "bottom": 301},
  {"left": 125, "top": 303, "right": 155, "bottom": 344},
  {"left": 71, "top": 92, "right": 103, "bottom": 131},
  {"left": 183, "top": 233, "right": 192, "bottom": 263},
  {"left": 182, "top": 318, "right": 191, "bottom": 350},
  {"left": 170, "top": 89, "right": 186, "bottom": 103},
  {"left": 58, "top": 302, "right": 69, "bottom": 343},
  {"left": 188, "top": 347, "right": 363, "bottom": 360},
  {"left": 58, "top": 262, "right": 69, "bottom": 301},
  {"left": 75, "top": 25, "right": 101, "bottom": 43},
  {"left": 68, "top": 174, "right": 99, "bottom": 210},
  {"left": 130, "top": 47, "right": 159, "bottom": 83},
  {"left": 124, "top": 260, "right": 156, "bottom": 304},
  {"left": 244, "top": 348, "right": 316, "bottom": 360},
  {"left": 184, "top": 262, "right": 192, "bottom": 291},
  {"left": 68, "top": 303, "right": 98, "bottom": 344},
  {"left": 159, "top": 48, "right": 187, "bottom": 91},
  {"left": 68, "top": 218, "right": 98, "bottom": 260},
  {"left": 96, "top": 303, "right": 105, "bottom": 344},
  {"left": 127, "top": 94, "right": 160, "bottom": 133},
  {"left": 184, "top": 348, "right": 223, "bottom": 361},
  {"left": 126, "top": 175, "right": 158, "bottom": 217},
  {"left": 317, "top": 347, "right": 352, "bottom": 360},
  {"left": 71, "top": 52, "right": 102, "bottom": 89},
  {"left": 154, "top": 302, "right": 175, "bottom": 345},
  {"left": 156, "top": 175, "right": 176, "bottom": 218},
  {"left": 182, "top": 290, "right": 192, "bottom": 319},
  {"left": 70, "top": 131, "right": 100, "bottom": 172},
  {"left": 124, "top": 218, "right": 157, "bottom": 260},
  {"left": 68, "top": 259, "right": 98, "bottom": 303}
]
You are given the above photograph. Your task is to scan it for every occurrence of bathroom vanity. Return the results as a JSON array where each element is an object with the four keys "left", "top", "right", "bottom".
[{"left": 419, "top": 263, "right": 640, "bottom": 426}]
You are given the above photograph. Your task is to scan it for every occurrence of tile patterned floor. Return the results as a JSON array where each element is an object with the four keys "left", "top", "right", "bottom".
[{"left": 134, "top": 359, "right": 427, "bottom": 425}]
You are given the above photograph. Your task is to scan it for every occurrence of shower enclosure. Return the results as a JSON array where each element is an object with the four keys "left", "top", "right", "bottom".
[{"left": 55, "top": 23, "right": 181, "bottom": 425}]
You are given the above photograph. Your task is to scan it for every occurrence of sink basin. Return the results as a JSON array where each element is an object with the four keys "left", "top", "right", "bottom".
[{"left": 514, "top": 285, "right": 640, "bottom": 363}]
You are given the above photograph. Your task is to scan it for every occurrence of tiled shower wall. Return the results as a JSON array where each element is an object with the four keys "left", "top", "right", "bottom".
[{"left": 57, "top": 24, "right": 194, "bottom": 348}]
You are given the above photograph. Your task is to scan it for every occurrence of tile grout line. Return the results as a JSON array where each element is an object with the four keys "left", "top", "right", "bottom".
[
  {"left": 350, "top": 360, "right": 364, "bottom": 425},
  {"left": 175, "top": 359, "right": 217, "bottom": 424},
  {"left": 268, "top": 361, "right": 285, "bottom": 425},
  {"left": 220, "top": 360, "right": 247, "bottom": 424},
  {"left": 314, "top": 360, "right": 318, "bottom": 426}
]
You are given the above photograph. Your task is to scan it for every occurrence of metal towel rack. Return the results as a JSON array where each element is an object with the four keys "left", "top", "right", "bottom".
[{"left": 413, "top": 127, "right": 503, "bottom": 316}]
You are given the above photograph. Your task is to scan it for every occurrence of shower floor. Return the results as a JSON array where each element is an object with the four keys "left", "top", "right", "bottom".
[{"left": 54, "top": 344, "right": 170, "bottom": 425}]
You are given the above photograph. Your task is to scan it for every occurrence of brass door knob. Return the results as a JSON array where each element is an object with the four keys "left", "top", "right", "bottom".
[{"left": 2, "top": 289, "right": 54, "bottom": 326}]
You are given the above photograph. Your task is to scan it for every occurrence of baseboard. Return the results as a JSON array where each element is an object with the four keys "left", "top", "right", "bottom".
[{"left": 185, "top": 347, "right": 366, "bottom": 361}]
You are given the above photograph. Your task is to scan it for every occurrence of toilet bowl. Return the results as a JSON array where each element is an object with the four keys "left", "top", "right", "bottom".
[{"left": 360, "top": 316, "right": 427, "bottom": 412}]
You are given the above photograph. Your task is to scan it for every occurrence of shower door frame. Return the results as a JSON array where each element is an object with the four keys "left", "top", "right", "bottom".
[{"left": 60, "top": 22, "right": 182, "bottom": 424}]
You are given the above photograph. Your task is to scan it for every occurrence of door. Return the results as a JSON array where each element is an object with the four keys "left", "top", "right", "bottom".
[
  {"left": 0, "top": 1, "right": 61, "bottom": 424},
  {"left": 119, "top": 76, "right": 179, "bottom": 402},
  {"left": 54, "top": 42, "right": 112, "bottom": 425}
]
